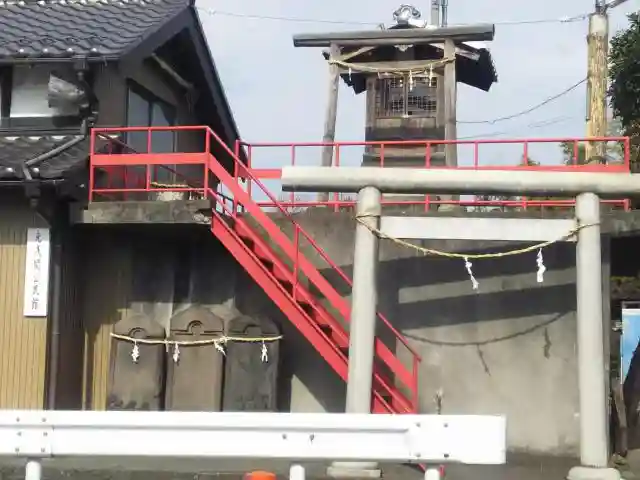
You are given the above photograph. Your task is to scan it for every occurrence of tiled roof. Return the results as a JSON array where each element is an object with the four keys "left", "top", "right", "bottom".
[
  {"left": 0, "top": 135, "right": 89, "bottom": 179},
  {"left": 0, "top": 0, "right": 189, "bottom": 61}
]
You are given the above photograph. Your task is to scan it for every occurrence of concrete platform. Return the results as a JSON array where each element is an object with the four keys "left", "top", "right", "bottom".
[{"left": 71, "top": 199, "right": 214, "bottom": 224}]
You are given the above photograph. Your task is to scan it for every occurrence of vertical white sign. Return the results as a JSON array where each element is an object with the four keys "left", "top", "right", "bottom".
[{"left": 23, "top": 227, "right": 51, "bottom": 317}]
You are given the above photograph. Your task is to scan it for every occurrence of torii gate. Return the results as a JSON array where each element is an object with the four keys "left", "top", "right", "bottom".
[{"left": 281, "top": 166, "right": 633, "bottom": 480}]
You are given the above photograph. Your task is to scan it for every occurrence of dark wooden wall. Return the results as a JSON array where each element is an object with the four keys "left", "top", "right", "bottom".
[{"left": 79, "top": 227, "right": 281, "bottom": 412}]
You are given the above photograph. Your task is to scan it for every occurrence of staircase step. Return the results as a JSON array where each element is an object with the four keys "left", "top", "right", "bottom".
[
  {"left": 316, "top": 325, "right": 348, "bottom": 349},
  {"left": 236, "top": 224, "right": 296, "bottom": 287},
  {"left": 299, "top": 300, "right": 345, "bottom": 332},
  {"left": 309, "top": 307, "right": 349, "bottom": 343},
  {"left": 372, "top": 395, "right": 394, "bottom": 414},
  {"left": 298, "top": 299, "right": 325, "bottom": 320},
  {"left": 233, "top": 220, "right": 253, "bottom": 240},
  {"left": 334, "top": 345, "right": 413, "bottom": 413}
]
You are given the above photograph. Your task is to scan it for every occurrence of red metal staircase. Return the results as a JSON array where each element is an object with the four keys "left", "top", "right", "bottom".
[{"left": 89, "top": 126, "right": 421, "bottom": 414}]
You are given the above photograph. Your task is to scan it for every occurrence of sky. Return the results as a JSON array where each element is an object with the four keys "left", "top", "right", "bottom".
[{"left": 195, "top": 0, "right": 640, "bottom": 181}]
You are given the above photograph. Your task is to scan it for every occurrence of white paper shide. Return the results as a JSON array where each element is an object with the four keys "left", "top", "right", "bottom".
[{"left": 23, "top": 228, "right": 50, "bottom": 317}]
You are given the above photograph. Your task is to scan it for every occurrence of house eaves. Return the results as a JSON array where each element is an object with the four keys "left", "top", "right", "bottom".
[{"left": 0, "top": 0, "right": 190, "bottom": 64}]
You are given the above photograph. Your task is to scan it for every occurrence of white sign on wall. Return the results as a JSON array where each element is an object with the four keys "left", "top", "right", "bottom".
[{"left": 23, "top": 228, "right": 51, "bottom": 317}]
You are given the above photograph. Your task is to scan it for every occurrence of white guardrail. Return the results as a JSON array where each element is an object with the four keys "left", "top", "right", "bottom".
[{"left": 0, "top": 411, "right": 506, "bottom": 480}]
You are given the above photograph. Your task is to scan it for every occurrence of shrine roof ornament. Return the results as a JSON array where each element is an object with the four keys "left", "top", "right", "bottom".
[{"left": 392, "top": 4, "right": 428, "bottom": 28}]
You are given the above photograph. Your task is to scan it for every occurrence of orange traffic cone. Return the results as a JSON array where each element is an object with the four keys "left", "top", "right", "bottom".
[{"left": 245, "top": 471, "right": 276, "bottom": 480}]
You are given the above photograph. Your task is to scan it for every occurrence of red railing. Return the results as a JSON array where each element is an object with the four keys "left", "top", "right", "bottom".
[
  {"left": 238, "top": 137, "right": 631, "bottom": 211},
  {"left": 89, "top": 129, "right": 631, "bottom": 210},
  {"left": 89, "top": 126, "right": 422, "bottom": 412},
  {"left": 89, "top": 125, "right": 212, "bottom": 200}
]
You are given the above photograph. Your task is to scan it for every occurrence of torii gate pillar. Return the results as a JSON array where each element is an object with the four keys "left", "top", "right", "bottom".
[{"left": 328, "top": 187, "right": 382, "bottom": 479}]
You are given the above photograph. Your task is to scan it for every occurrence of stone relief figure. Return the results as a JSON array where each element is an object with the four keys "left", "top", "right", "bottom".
[
  {"left": 166, "top": 305, "right": 226, "bottom": 411},
  {"left": 223, "top": 314, "right": 280, "bottom": 411},
  {"left": 107, "top": 313, "right": 164, "bottom": 411}
]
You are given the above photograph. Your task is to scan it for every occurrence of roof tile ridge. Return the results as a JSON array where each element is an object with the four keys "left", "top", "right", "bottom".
[{"left": 0, "top": 0, "right": 154, "bottom": 6}]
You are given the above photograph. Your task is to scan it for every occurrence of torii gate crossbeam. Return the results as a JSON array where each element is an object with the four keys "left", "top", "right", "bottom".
[{"left": 281, "top": 166, "right": 633, "bottom": 480}]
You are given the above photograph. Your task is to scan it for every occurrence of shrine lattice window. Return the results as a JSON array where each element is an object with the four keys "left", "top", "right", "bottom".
[{"left": 375, "top": 75, "right": 437, "bottom": 118}]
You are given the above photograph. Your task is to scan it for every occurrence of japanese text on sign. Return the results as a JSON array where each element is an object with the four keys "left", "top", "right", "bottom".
[{"left": 23, "top": 228, "right": 50, "bottom": 317}]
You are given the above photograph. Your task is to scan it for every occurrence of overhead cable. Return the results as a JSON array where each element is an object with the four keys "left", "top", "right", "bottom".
[
  {"left": 458, "top": 116, "right": 576, "bottom": 139},
  {"left": 458, "top": 78, "right": 587, "bottom": 125},
  {"left": 197, "top": 7, "right": 589, "bottom": 27}
]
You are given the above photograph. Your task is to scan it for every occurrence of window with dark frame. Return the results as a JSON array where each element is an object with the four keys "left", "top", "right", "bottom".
[
  {"left": 0, "top": 65, "right": 85, "bottom": 130},
  {"left": 375, "top": 75, "right": 437, "bottom": 118},
  {"left": 125, "top": 82, "right": 177, "bottom": 185}
]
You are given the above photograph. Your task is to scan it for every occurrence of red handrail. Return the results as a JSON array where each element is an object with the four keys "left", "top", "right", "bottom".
[
  {"left": 241, "top": 136, "right": 631, "bottom": 172},
  {"left": 241, "top": 136, "right": 630, "bottom": 146},
  {"left": 239, "top": 135, "right": 631, "bottom": 212},
  {"left": 206, "top": 127, "right": 422, "bottom": 362}
]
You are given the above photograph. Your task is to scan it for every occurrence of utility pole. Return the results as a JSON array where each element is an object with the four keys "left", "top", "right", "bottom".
[
  {"left": 430, "top": 1, "right": 448, "bottom": 28},
  {"left": 441, "top": 0, "right": 448, "bottom": 27},
  {"left": 430, "top": 0, "right": 439, "bottom": 26},
  {"left": 319, "top": 43, "right": 340, "bottom": 203},
  {"left": 586, "top": 0, "right": 631, "bottom": 162},
  {"left": 585, "top": 1, "right": 609, "bottom": 162}
]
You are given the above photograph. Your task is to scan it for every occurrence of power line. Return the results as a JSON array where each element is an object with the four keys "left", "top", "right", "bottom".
[
  {"left": 489, "top": 14, "right": 589, "bottom": 25},
  {"left": 197, "top": 8, "right": 378, "bottom": 26},
  {"left": 196, "top": 7, "right": 589, "bottom": 27},
  {"left": 459, "top": 116, "right": 576, "bottom": 139},
  {"left": 457, "top": 78, "right": 587, "bottom": 125},
  {"left": 605, "top": 0, "right": 632, "bottom": 11}
]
